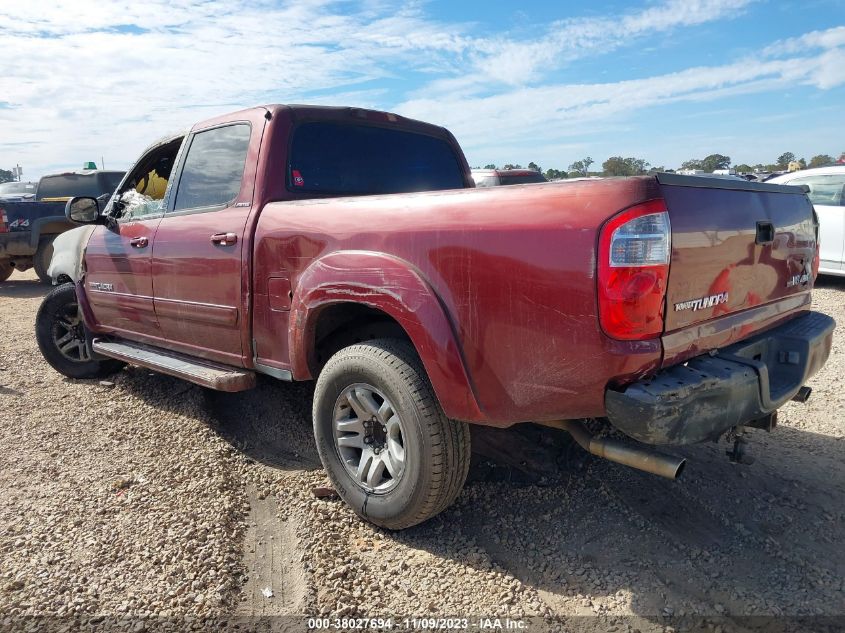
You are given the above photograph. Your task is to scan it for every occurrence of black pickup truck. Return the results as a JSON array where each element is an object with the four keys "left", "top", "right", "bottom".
[{"left": 0, "top": 170, "right": 123, "bottom": 282}]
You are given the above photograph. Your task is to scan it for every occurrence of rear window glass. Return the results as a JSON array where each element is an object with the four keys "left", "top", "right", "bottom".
[
  {"left": 288, "top": 122, "right": 465, "bottom": 195},
  {"left": 787, "top": 174, "right": 845, "bottom": 206},
  {"left": 36, "top": 173, "right": 124, "bottom": 200},
  {"left": 497, "top": 173, "right": 547, "bottom": 186},
  {"left": 100, "top": 172, "right": 125, "bottom": 194}
]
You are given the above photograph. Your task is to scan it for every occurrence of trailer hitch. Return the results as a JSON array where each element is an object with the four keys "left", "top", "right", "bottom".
[{"left": 725, "top": 426, "right": 755, "bottom": 465}]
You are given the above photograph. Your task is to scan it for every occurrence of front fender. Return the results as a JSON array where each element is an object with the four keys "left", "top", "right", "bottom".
[
  {"left": 46, "top": 225, "right": 95, "bottom": 284},
  {"left": 290, "top": 250, "right": 484, "bottom": 422}
]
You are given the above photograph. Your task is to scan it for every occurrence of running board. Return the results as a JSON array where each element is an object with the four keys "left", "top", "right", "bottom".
[{"left": 92, "top": 338, "right": 256, "bottom": 392}]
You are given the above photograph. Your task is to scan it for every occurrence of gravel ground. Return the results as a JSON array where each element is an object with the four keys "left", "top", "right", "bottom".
[{"left": 1, "top": 269, "right": 843, "bottom": 632}]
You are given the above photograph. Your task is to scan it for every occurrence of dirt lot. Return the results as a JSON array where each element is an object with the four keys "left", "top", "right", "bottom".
[{"left": 1, "top": 269, "right": 843, "bottom": 632}]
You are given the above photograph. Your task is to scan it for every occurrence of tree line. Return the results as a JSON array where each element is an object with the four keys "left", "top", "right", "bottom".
[{"left": 479, "top": 150, "right": 844, "bottom": 180}]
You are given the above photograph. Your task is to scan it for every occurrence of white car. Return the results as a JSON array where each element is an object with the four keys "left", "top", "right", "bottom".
[{"left": 769, "top": 166, "right": 845, "bottom": 276}]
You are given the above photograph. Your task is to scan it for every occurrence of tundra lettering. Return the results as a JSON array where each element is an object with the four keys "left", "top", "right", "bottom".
[{"left": 674, "top": 292, "right": 730, "bottom": 312}]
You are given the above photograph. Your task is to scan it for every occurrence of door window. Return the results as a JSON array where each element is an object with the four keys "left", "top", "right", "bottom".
[
  {"left": 787, "top": 174, "right": 845, "bottom": 207},
  {"left": 173, "top": 124, "right": 251, "bottom": 211}
]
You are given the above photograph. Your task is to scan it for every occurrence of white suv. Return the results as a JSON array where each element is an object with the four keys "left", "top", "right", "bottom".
[{"left": 769, "top": 165, "right": 845, "bottom": 276}]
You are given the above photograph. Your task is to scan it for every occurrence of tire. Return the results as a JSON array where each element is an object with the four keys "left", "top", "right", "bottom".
[
  {"left": 35, "top": 283, "right": 125, "bottom": 379},
  {"left": 313, "top": 338, "right": 470, "bottom": 530},
  {"left": 33, "top": 237, "right": 55, "bottom": 284},
  {"left": 0, "top": 259, "right": 12, "bottom": 282}
]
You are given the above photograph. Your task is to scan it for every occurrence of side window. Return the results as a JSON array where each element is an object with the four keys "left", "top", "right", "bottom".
[
  {"left": 788, "top": 175, "right": 845, "bottom": 207},
  {"left": 173, "top": 124, "right": 251, "bottom": 211}
]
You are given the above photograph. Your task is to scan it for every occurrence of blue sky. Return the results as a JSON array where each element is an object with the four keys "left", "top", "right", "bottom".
[{"left": 1, "top": 0, "right": 843, "bottom": 179}]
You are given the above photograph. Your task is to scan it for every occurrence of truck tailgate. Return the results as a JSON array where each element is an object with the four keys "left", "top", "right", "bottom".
[{"left": 658, "top": 174, "right": 817, "bottom": 362}]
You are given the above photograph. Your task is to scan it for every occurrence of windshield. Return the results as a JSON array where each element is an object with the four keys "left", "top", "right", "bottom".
[{"left": 0, "top": 181, "right": 36, "bottom": 194}]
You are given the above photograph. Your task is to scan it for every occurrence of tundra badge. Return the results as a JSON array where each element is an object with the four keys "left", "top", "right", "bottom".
[
  {"left": 674, "top": 292, "right": 729, "bottom": 312},
  {"left": 89, "top": 282, "right": 114, "bottom": 292}
]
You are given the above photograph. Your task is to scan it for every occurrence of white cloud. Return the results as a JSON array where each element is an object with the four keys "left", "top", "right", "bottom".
[
  {"left": 763, "top": 25, "right": 845, "bottom": 56},
  {"left": 0, "top": 0, "right": 842, "bottom": 178},
  {"left": 465, "top": 0, "right": 758, "bottom": 87},
  {"left": 396, "top": 48, "right": 845, "bottom": 161}
]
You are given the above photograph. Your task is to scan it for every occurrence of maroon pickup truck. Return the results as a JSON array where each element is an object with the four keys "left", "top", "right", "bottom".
[{"left": 37, "top": 104, "right": 835, "bottom": 529}]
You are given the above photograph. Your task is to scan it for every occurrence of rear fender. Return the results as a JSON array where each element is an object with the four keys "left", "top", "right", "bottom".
[
  {"left": 28, "top": 216, "right": 75, "bottom": 248},
  {"left": 290, "top": 251, "right": 484, "bottom": 422}
]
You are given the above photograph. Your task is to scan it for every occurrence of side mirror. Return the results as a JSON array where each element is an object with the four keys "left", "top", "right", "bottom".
[{"left": 65, "top": 196, "right": 102, "bottom": 224}]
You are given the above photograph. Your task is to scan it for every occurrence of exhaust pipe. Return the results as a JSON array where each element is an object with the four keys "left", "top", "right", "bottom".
[
  {"left": 791, "top": 386, "right": 812, "bottom": 403},
  {"left": 543, "top": 420, "right": 686, "bottom": 480}
]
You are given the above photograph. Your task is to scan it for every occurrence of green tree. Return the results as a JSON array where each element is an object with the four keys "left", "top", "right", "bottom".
[
  {"left": 568, "top": 156, "right": 594, "bottom": 176},
  {"left": 503, "top": 163, "right": 523, "bottom": 170},
  {"left": 734, "top": 164, "right": 753, "bottom": 173},
  {"left": 544, "top": 168, "right": 566, "bottom": 180},
  {"left": 700, "top": 154, "right": 731, "bottom": 172},
  {"left": 483, "top": 164, "right": 496, "bottom": 169},
  {"left": 603, "top": 156, "right": 650, "bottom": 176},
  {"left": 808, "top": 154, "right": 833, "bottom": 168},
  {"left": 680, "top": 159, "right": 703, "bottom": 171},
  {"left": 527, "top": 161, "right": 541, "bottom": 172},
  {"left": 776, "top": 152, "right": 796, "bottom": 169},
  {"left": 0, "top": 169, "right": 13, "bottom": 184}
]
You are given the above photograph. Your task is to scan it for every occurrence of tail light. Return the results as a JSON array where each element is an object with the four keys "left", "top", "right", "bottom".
[
  {"left": 0, "top": 209, "right": 8, "bottom": 233},
  {"left": 598, "top": 199, "right": 670, "bottom": 340}
]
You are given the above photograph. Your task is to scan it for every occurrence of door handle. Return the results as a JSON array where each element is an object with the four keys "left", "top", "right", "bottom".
[
  {"left": 210, "top": 232, "right": 238, "bottom": 246},
  {"left": 129, "top": 236, "right": 148, "bottom": 248}
]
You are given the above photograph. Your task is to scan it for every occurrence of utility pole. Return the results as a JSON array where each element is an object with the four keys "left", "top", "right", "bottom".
[{"left": 13, "top": 164, "right": 22, "bottom": 181}]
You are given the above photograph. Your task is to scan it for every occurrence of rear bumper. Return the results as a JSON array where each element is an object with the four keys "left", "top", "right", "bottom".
[
  {"left": 0, "top": 232, "right": 35, "bottom": 258},
  {"left": 605, "top": 311, "right": 835, "bottom": 445}
]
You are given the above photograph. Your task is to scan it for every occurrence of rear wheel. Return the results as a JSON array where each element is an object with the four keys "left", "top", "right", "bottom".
[
  {"left": 35, "top": 283, "right": 125, "bottom": 379},
  {"left": 313, "top": 339, "right": 470, "bottom": 530},
  {"left": 0, "top": 259, "right": 12, "bottom": 282},
  {"left": 33, "top": 237, "right": 55, "bottom": 284}
]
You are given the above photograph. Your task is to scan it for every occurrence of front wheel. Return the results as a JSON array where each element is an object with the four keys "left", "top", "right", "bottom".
[
  {"left": 313, "top": 339, "right": 470, "bottom": 530},
  {"left": 35, "top": 283, "right": 125, "bottom": 379}
]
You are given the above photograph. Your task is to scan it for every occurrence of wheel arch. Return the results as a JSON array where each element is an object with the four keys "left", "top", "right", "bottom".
[{"left": 289, "top": 250, "right": 484, "bottom": 422}]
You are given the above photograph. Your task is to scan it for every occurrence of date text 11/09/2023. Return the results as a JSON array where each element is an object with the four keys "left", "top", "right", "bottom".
[{"left": 307, "top": 617, "right": 527, "bottom": 630}]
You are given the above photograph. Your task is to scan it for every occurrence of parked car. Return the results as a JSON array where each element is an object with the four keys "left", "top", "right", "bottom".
[
  {"left": 38, "top": 104, "right": 834, "bottom": 529},
  {"left": 0, "top": 170, "right": 125, "bottom": 282},
  {"left": 471, "top": 168, "right": 547, "bottom": 187},
  {"left": 0, "top": 181, "right": 37, "bottom": 202},
  {"left": 768, "top": 166, "right": 845, "bottom": 276},
  {"left": 35, "top": 170, "right": 125, "bottom": 202}
]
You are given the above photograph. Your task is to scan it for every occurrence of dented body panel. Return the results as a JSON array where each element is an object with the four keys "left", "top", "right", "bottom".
[{"left": 252, "top": 178, "right": 665, "bottom": 424}]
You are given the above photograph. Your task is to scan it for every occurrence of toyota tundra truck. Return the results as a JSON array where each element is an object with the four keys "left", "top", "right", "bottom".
[{"left": 36, "top": 104, "right": 835, "bottom": 529}]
